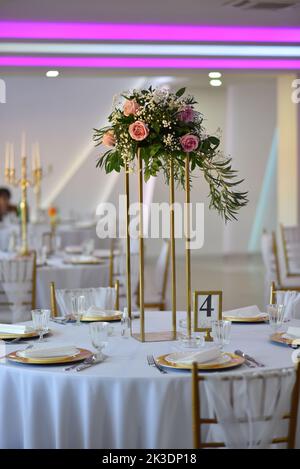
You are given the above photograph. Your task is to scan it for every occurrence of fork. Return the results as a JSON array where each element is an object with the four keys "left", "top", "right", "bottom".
[
  {"left": 64, "top": 354, "right": 96, "bottom": 372},
  {"left": 147, "top": 354, "right": 167, "bottom": 374}
]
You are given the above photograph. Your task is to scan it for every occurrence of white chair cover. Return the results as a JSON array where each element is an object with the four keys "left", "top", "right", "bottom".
[
  {"left": 275, "top": 290, "right": 300, "bottom": 320},
  {"left": 55, "top": 286, "right": 117, "bottom": 317},
  {"left": 204, "top": 368, "right": 296, "bottom": 449},
  {"left": 0, "top": 256, "right": 34, "bottom": 323},
  {"left": 277, "top": 227, "right": 300, "bottom": 287}
]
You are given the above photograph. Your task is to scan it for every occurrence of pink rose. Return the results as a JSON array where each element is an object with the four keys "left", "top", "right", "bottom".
[
  {"left": 102, "top": 130, "right": 116, "bottom": 147},
  {"left": 178, "top": 105, "right": 196, "bottom": 123},
  {"left": 180, "top": 134, "right": 199, "bottom": 153},
  {"left": 123, "top": 99, "right": 140, "bottom": 117},
  {"left": 129, "top": 121, "right": 149, "bottom": 141}
]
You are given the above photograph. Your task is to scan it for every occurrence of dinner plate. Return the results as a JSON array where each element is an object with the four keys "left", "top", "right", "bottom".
[
  {"left": 0, "top": 329, "right": 50, "bottom": 340},
  {"left": 81, "top": 310, "right": 122, "bottom": 322},
  {"left": 63, "top": 258, "right": 104, "bottom": 265},
  {"left": 270, "top": 332, "right": 296, "bottom": 346},
  {"left": 223, "top": 314, "right": 268, "bottom": 323},
  {"left": 165, "top": 351, "right": 232, "bottom": 366},
  {"left": 155, "top": 352, "right": 245, "bottom": 371},
  {"left": 6, "top": 347, "right": 92, "bottom": 365}
]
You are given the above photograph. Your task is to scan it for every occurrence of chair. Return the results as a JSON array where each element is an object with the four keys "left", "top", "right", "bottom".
[
  {"left": 192, "top": 364, "right": 300, "bottom": 449},
  {"left": 50, "top": 280, "right": 119, "bottom": 317},
  {"left": 279, "top": 224, "right": 300, "bottom": 277},
  {"left": 136, "top": 239, "right": 170, "bottom": 311},
  {"left": 269, "top": 282, "right": 300, "bottom": 319},
  {"left": 0, "top": 252, "right": 37, "bottom": 323}
]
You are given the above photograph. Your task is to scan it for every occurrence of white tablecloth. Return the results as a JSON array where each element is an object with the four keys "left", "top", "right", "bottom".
[
  {"left": 36, "top": 258, "right": 110, "bottom": 308},
  {"left": 0, "top": 312, "right": 299, "bottom": 449}
]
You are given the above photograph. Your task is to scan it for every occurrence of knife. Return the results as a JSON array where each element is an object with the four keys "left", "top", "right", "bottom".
[{"left": 235, "top": 349, "right": 265, "bottom": 368}]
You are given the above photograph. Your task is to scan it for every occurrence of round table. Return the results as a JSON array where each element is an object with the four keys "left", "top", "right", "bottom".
[
  {"left": 0, "top": 312, "right": 299, "bottom": 449},
  {"left": 36, "top": 257, "right": 110, "bottom": 309}
]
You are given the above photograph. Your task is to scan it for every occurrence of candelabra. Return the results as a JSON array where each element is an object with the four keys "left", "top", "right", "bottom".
[{"left": 5, "top": 152, "right": 32, "bottom": 256}]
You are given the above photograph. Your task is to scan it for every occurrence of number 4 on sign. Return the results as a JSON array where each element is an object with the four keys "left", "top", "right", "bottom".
[{"left": 199, "top": 295, "right": 214, "bottom": 317}]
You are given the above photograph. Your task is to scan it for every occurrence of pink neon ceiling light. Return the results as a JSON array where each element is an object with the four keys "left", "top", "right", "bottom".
[
  {"left": 0, "top": 21, "right": 299, "bottom": 43},
  {"left": 0, "top": 56, "right": 300, "bottom": 69}
]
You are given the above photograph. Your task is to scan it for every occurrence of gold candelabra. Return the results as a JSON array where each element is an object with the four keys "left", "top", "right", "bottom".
[{"left": 4, "top": 136, "right": 46, "bottom": 256}]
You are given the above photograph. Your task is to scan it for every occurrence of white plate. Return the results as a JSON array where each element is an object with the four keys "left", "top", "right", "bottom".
[{"left": 165, "top": 351, "right": 232, "bottom": 366}]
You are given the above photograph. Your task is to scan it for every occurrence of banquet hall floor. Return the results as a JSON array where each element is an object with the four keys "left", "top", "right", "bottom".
[{"left": 148, "top": 254, "right": 265, "bottom": 312}]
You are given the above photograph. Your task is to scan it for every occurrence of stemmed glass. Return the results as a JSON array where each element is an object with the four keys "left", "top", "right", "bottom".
[
  {"left": 71, "top": 295, "right": 86, "bottom": 325},
  {"left": 211, "top": 320, "right": 232, "bottom": 350},
  {"left": 267, "top": 304, "right": 285, "bottom": 332},
  {"left": 89, "top": 323, "right": 109, "bottom": 359},
  {"left": 31, "top": 309, "right": 50, "bottom": 342}
]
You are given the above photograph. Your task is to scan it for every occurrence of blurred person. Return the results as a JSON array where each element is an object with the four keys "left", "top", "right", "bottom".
[{"left": 0, "top": 188, "right": 17, "bottom": 222}]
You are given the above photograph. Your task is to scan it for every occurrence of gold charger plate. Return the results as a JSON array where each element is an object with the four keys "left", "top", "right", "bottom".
[
  {"left": 64, "top": 260, "right": 104, "bottom": 265},
  {"left": 6, "top": 347, "right": 92, "bottom": 365},
  {"left": 223, "top": 314, "right": 269, "bottom": 323},
  {"left": 0, "top": 329, "right": 50, "bottom": 340},
  {"left": 156, "top": 352, "right": 245, "bottom": 371},
  {"left": 81, "top": 311, "right": 122, "bottom": 322},
  {"left": 271, "top": 332, "right": 294, "bottom": 346}
]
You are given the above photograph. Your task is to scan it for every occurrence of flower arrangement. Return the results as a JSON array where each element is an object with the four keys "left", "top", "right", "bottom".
[{"left": 93, "top": 86, "right": 248, "bottom": 221}]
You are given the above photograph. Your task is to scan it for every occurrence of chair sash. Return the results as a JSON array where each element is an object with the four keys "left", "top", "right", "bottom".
[
  {"left": 204, "top": 368, "right": 295, "bottom": 449},
  {"left": 55, "top": 287, "right": 117, "bottom": 317}
]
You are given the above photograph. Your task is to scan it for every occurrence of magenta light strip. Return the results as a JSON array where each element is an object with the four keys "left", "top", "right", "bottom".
[
  {"left": 0, "top": 21, "right": 300, "bottom": 43},
  {"left": 1, "top": 56, "right": 300, "bottom": 69}
]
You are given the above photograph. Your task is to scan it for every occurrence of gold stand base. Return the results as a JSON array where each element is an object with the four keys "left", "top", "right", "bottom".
[{"left": 132, "top": 331, "right": 179, "bottom": 342}]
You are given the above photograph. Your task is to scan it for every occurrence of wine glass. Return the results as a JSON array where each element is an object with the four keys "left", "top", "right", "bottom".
[
  {"left": 31, "top": 309, "right": 50, "bottom": 342},
  {"left": 89, "top": 323, "right": 109, "bottom": 359},
  {"left": 211, "top": 320, "right": 231, "bottom": 350}
]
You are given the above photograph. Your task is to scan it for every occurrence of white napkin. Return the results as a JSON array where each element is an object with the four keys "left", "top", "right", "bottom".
[
  {"left": 223, "top": 305, "right": 266, "bottom": 318},
  {"left": 0, "top": 324, "right": 33, "bottom": 334},
  {"left": 86, "top": 306, "right": 112, "bottom": 317},
  {"left": 168, "top": 347, "right": 221, "bottom": 365},
  {"left": 19, "top": 345, "right": 78, "bottom": 359},
  {"left": 65, "top": 245, "right": 83, "bottom": 254},
  {"left": 285, "top": 326, "right": 300, "bottom": 338}
]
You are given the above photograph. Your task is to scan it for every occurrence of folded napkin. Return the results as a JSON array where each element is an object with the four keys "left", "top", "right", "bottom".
[
  {"left": 86, "top": 306, "right": 112, "bottom": 317},
  {"left": 223, "top": 305, "right": 265, "bottom": 318},
  {"left": 19, "top": 345, "right": 78, "bottom": 359},
  {"left": 0, "top": 324, "right": 33, "bottom": 335},
  {"left": 168, "top": 347, "right": 221, "bottom": 365},
  {"left": 65, "top": 245, "right": 83, "bottom": 254},
  {"left": 286, "top": 327, "right": 300, "bottom": 338}
]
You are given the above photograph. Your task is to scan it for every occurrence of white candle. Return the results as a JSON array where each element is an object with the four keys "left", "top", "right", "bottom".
[
  {"left": 5, "top": 142, "right": 10, "bottom": 170},
  {"left": 10, "top": 143, "right": 14, "bottom": 169},
  {"left": 31, "top": 144, "right": 36, "bottom": 171},
  {"left": 36, "top": 142, "right": 41, "bottom": 169},
  {"left": 21, "top": 131, "right": 26, "bottom": 157}
]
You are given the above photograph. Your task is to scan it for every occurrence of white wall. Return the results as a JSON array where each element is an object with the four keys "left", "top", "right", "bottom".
[{"left": 0, "top": 74, "right": 278, "bottom": 255}]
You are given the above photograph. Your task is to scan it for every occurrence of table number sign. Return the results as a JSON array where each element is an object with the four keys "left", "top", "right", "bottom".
[{"left": 193, "top": 290, "right": 223, "bottom": 340}]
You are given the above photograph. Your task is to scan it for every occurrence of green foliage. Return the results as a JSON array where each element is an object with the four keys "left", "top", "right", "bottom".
[{"left": 93, "top": 86, "right": 248, "bottom": 222}]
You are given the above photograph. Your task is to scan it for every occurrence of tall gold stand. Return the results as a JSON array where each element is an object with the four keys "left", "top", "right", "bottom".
[
  {"left": 125, "top": 160, "right": 132, "bottom": 320},
  {"left": 130, "top": 150, "right": 178, "bottom": 342},
  {"left": 185, "top": 154, "right": 192, "bottom": 337},
  {"left": 170, "top": 159, "right": 177, "bottom": 339}
]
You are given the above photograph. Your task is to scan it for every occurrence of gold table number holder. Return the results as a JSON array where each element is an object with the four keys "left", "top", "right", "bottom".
[
  {"left": 126, "top": 150, "right": 192, "bottom": 342},
  {"left": 193, "top": 290, "right": 223, "bottom": 341}
]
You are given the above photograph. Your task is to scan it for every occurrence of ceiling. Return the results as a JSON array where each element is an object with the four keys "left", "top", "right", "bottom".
[{"left": 0, "top": 0, "right": 300, "bottom": 26}]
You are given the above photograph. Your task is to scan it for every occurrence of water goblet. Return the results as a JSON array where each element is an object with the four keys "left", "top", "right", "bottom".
[
  {"left": 211, "top": 320, "right": 232, "bottom": 350},
  {"left": 89, "top": 322, "right": 109, "bottom": 359},
  {"left": 267, "top": 304, "right": 285, "bottom": 332},
  {"left": 31, "top": 309, "right": 50, "bottom": 342},
  {"left": 75, "top": 295, "right": 85, "bottom": 325}
]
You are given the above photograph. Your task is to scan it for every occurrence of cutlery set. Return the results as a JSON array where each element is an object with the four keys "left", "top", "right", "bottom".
[{"left": 64, "top": 353, "right": 104, "bottom": 372}]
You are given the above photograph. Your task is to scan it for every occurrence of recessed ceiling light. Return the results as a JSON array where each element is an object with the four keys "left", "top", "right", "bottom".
[
  {"left": 208, "top": 71, "right": 222, "bottom": 78},
  {"left": 46, "top": 70, "right": 59, "bottom": 77},
  {"left": 210, "top": 79, "right": 222, "bottom": 87}
]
